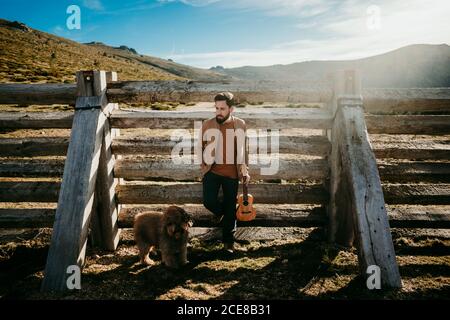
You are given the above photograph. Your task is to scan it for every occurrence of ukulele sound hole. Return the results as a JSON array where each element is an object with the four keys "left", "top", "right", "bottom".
[{"left": 243, "top": 201, "right": 248, "bottom": 206}]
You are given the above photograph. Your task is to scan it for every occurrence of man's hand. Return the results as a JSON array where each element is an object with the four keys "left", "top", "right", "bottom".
[{"left": 242, "top": 173, "right": 250, "bottom": 185}]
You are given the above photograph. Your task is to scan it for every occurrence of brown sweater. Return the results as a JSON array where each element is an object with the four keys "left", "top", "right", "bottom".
[
  {"left": 210, "top": 119, "right": 238, "bottom": 179},
  {"left": 198, "top": 115, "right": 249, "bottom": 180}
]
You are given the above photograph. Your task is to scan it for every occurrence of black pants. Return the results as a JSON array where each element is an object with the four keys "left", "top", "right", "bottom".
[{"left": 202, "top": 171, "right": 239, "bottom": 243}]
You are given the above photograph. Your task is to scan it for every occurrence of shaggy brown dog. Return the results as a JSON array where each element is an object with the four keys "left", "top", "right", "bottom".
[{"left": 133, "top": 206, "right": 193, "bottom": 268}]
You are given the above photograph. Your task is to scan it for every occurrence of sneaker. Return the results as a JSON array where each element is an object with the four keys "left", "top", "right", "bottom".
[{"left": 223, "top": 242, "right": 234, "bottom": 253}]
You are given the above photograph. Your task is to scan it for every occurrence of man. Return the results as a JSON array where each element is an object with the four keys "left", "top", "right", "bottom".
[{"left": 198, "top": 92, "right": 250, "bottom": 253}]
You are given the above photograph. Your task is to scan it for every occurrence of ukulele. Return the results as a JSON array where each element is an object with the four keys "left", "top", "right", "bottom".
[{"left": 236, "top": 182, "right": 256, "bottom": 221}]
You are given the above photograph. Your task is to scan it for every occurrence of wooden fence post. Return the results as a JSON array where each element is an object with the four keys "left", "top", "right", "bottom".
[
  {"left": 328, "top": 70, "right": 402, "bottom": 288},
  {"left": 89, "top": 71, "right": 121, "bottom": 250},
  {"left": 41, "top": 70, "right": 109, "bottom": 291},
  {"left": 328, "top": 70, "right": 361, "bottom": 245}
]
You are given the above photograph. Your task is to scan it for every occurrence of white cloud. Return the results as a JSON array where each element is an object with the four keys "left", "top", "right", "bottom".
[
  {"left": 83, "top": 0, "right": 104, "bottom": 11},
  {"left": 163, "top": 0, "right": 450, "bottom": 68},
  {"left": 158, "top": 0, "right": 221, "bottom": 7}
]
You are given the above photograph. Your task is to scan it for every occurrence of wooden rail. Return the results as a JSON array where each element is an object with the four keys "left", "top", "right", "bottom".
[
  {"left": 114, "top": 156, "right": 328, "bottom": 181},
  {"left": 2, "top": 111, "right": 449, "bottom": 134},
  {"left": 0, "top": 83, "right": 76, "bottom": 105},
  {"left": 111, "top": 135, "right": 331, "bottom": 156},
  {"left": 1, "top": 81, "right": 449, "bottom": 114},
  {"left": 116, "top": 182, "right": 328, "bottom": 204},
  {"left": 2, "top": 205, "right": 449, "bottom": 229},
  {"left": 109, "top": 109, "right": 334, "bottom": 129}
]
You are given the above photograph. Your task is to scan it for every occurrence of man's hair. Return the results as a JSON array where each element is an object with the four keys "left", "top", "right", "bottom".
[{"left": 214, "top": 92, "right": 235, "bottom": 107}]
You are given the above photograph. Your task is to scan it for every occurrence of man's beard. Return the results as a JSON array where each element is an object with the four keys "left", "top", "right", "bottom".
[{"left": 216, "top": 113, "right": 230, "bottom": 124}]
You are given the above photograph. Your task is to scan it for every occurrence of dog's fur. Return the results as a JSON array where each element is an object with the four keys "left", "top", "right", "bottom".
[{"left": 133, "top": 206, "right": 193, "bottom": 268}]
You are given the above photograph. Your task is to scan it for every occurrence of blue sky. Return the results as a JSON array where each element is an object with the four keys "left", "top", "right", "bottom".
[{"left": 1, "top": 0, "right": 449, "bottom": 68}]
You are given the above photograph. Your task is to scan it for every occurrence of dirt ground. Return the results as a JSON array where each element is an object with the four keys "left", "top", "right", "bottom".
[{"left": 0, "top": 226, "right": 449, "bottom": 300}]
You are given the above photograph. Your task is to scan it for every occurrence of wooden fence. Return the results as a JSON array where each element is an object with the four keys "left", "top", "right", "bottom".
[{"left": 0, "top": 70, "right": 449, "bottom": 291}]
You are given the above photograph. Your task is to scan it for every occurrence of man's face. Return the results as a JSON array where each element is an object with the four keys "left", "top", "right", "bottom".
[{"left": 215, "top": 100, "right": 233, "bottom": 123}]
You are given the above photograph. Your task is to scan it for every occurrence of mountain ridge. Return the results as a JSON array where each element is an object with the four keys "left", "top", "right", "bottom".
[{"left": 1, "top": 19, "right": 449, "bottom": 87}]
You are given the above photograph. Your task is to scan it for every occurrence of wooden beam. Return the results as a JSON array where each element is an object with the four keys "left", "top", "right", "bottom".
[
  {"left": 363, "top": 88, "right": 450, "bottom": 114},
  {"left": 41, "top": 71, "right": 108, "bottom": 292},
  {"left": 386, "top": 205, "right": 450, "bottom": 228},
  {"left": 383, "top": 183, "right": 450, "bottom": 205},
  {"left": 327, "top": 70, "right": 362, "bottom": 245},
  {"left": 109, "top": 109, "right": 333, "bottom": 129},
  {"left": 2, "top": 205, "right": 449, "bottom": 229},
  {"left": 114, "top": 156, "right": 328, "bottom": 181},
  {"left": 0, "top": 81, "right": 448, "bottom": 113},
  {"left": 111, "top": 135, "right": 331, "bottom": 156},
  {"left": 372, "top": 140, "right": 450, "bottom": 160},
  {"left": 106, "top": 80, "right": 333, "bottom": 104},
  {"left": 4, "top": 110, "right": 448, "bottom": 133},
  {"left": 118, "top": 204, "right": 327, "bottom": 228},
  {"left": 91, "top": 71, "right": 121, "bottom": 251},
  {"left": 366, "top": 115, "right": 450, "bottom": 134},
  {"left": 0, "top": 159, "right": 65, "bottom": 177},
  {"left": 0, "top": 181, "right": 60, "bottom": 202},
  {"left": 0, "top": 137, "right": 69, "bottom": 157},
  {"left": 0, "top": 112, "right": 73, "bottom": 129},
  {"left": 117, "top": 204, "right": 450, "bottom": 229},
  {"left": 0, "top": 208, "right": 56, "bottom": 228},
  {"left": 0, "top": 83, "right": 77, "bottom": 105},
  {"left": 116, "top": 182, "right": 328, "bottom": 205},
  {"left": 378, "top": 161, "right": 450, "bottom": 183},
  {"left": 335, "top": 104, "right": 402, "bottom": 288}
]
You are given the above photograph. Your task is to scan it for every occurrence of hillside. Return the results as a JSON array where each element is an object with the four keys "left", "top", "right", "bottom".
[
  {"left": 215, "top": 44, "right": 450, "bottom": 88},
  {"left": 1, "top": 19, "right": 448, "bottom": 87},
  {"left": 0, "top": 19, "right": 228, "bottom": 83}
]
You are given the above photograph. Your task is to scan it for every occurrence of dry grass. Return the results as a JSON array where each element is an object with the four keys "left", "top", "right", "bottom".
[
  {"left": 0, "top": 19, "right": 227, "bottom": 84},
  {"left": 0, "top": 227, "right": 449, "bottom": 300}
]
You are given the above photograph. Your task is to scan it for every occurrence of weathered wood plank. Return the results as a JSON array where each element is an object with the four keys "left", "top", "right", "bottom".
[
  {"left": 0, "top": 159, "right": 65, "bottom": 177},
  {"left": 383, "top": 183, "right": 450, "bottom": 205},
  {"left": 107, "top": 80, "right": 333, "bottom": 104},
  {"left": 112, "top": 135, "right": 331, "bottom": 156},
  {"left": 0, "top": 83, "right": 77, "bottom": 105},
  {"left": 372, "top": 140, "right": 450, "bottom": 160},
  {"left": 0, "top": 137, "right": 69, "bottom": 157},
  {"left": 363, "top": 88, "right": 450, "bottom": 114},
  {"left": 0, "top": 208, "right": 56, "bottom": 228},
  {"left": 3, "top": 111, "right": 448, "bottom": 133},
  {"left": 378, "top": 161, "right": 450, "bottom": 183},
  {"left": 2, "top": 205, "right": 449, "bottom": 229},
  {"left": 333, "top": 102, "right": 401, "bottom": 288},
  {"left": 116, "top": 182, "right": 328, "bottom": 204},
  {"left": 114, "top": 156, "right": 328, "bottom": 181},
  {"left": 118, "top": 204, "right": 327, "bottom": 228},
  {"left": 327, "top": 71, "right": 361, "bottom": 246},
  {"left": 0, "top": 181, "right": 60, "bottom": 202},
  {"left": 91, "top": 71, "right": 121, "bottom": 251},
  {"left": 0, "top": 112, "right": 73, "bottom": 129},
  {"left": 41, "top": 71, "right": 108, "bottom": 292},
  {"left": 117, "top": 204, "right": 450, "bottom": 229},
  {"left": 188, "top": 227, "right": 317, "bottom": 242},
  {"left": 109, "top": 109, "right": 334, "bottom": 129},
  {"left": 1, "top": 82, "right": 448, "bottom": 113},
  {"left": 386, "top": 205, "right": 450, "bottom": 228},
  {"left": 366, "top": 115, "right": 450, "bottom": 134}
]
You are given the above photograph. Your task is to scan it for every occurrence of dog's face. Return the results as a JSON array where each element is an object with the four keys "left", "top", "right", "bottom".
[{"left": 163, "top": 206, "right": 193, "bottom": 240}]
